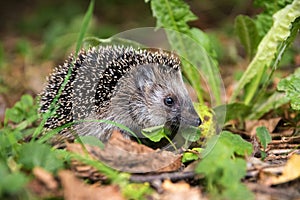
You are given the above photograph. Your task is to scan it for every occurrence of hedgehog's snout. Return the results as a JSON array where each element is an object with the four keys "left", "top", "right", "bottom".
[
  {"left": 194, "top": 117, "right": 202, "bottom": 127},
  {"left": 180, "top": 105, "right": 202, "bottom": 127},
  {"left": 183, "top": 114, "right": 202, "bottom": 127}
]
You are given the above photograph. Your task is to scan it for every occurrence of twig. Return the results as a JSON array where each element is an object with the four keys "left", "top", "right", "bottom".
[{"left": 130, "top": 171, "right": 200, "bottom": 183}]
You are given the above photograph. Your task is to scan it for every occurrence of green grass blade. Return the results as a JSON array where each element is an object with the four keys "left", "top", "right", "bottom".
[
  {"left": 32, "top": 0, "right": 95, "bottom": 140},
  {"left": 75, "top": 0, "right": 94, "bottom": 54}
]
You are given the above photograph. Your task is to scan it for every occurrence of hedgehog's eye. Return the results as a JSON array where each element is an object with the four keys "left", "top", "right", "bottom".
[{"left": 164, "top": 96, "right": 174, "bottom": 107}]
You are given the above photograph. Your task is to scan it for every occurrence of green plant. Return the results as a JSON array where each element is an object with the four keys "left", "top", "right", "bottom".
[
  {"left": 256, "top": 126, "right": 272, "bottom": 159},
  {"left": 146, "top": 0, "right": 222, "bottom": 106},
  {"left": 277, "top": 67, "right": 300, "bottom": 110},
  {"left": 0, "top": 95, "right": 40, "bottom": 198},
  {"left": 145, "top": 0, "right": 299, "bottom": 199},
  {"left": 230, "top": 0, "right": 300, "bottom": 111},
  {"left": 196, "top": 131, "right": 253, "bottom": 200}
]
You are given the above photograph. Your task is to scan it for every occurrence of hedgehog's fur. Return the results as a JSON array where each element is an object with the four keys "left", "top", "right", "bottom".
[{"left": 40, "top": 45, "right": 201, "bottom": 146}]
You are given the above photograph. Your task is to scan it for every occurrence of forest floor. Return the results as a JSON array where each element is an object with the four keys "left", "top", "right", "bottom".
[{"left": 0, "top": 1, "right": 300, "bottom": 199}]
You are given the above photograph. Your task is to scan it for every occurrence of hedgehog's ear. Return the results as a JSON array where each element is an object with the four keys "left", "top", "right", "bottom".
[{"left": 135, "top": 64, "right": 155, "bottom": 93}]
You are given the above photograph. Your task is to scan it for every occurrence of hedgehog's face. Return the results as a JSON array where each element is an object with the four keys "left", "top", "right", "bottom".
[
  {"left": 130, "top": 64, "right": 202, "bottom": 135},
  {"left": 110, "top": 63, "right": 202, "bottom": 147}
]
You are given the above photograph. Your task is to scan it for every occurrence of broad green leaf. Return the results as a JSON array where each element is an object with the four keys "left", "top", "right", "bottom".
[
  {"left": 141, "top": 125, "right": 167, "bottom": 142},
  {"left": 18, "top": 143, "right": 63, "bottom": 173},
  {"left": 189, "top": 28, "right": 218, "bottom": 61},
  {"left": 196, "top": 131, "right": 254, "bottom": 200},
  {"left": 148, "top": 0, "right": 197, "bottom": 31},
  {"left": 219, "top": 131, "right": 253, "bottom": 156},
  {"left": 256, "top": 126, "right": 272, "bottom": 149},
  {"left": 254, "top": 0, "right": 294, "bottom": 37},
  {"left": 277, "top": 68, "right": 300, "bottom": 110},
  {"left": 147, "top": 0, "right": 222, "bottom": 105},
  {"left": 188, "top": 28, "right": 222, "bottom": 105},
  {"left": 1, "top": 172, "right": 28, "bottom": 194},
  {"left": 0, "top": 162, "right": 28, "bottom": 196},
  {"left": 230, "top": 0, "right": 300, "bottom": 104},
  {"left": 235, "top": 15, "right": 259, "bottom": 59}
]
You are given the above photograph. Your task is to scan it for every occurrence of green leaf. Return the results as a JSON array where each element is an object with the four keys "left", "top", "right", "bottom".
[
  {"left": 1, "top": 172, "right": 28, "bottom": 195},
  {"left": 0, "top": 162, "right": 28, "bottom": 196},
  {"left": 141, "top": 125, "right": 167, "bottom": 142},
  {"left": 149, "top": 0, "right": 197, "bottom": 31},
  {"left": 220, "top": 131, "right": 253, "bottom": 156},
  {"left": 230, "top": 0, "right": 300, "bottom": 104},
  {"left": 123, "top": 183, "right": 153, "bottom": 200},
  {"left": 5, "top": 108, "right": 23, "bottom": 124},
  {"left": 196, "top": 131, "right": 254, "bottom": 200},
  {"left": 254, "top": 0, "right": 294, "bottom": 37},
  {"left": 235, "top": 15, "right": 259, "bottom": 58},
  {"left": 188, "top": 29, "right": 222, "bottom": 105},
  {"left": 277, "top": 68, "right": 300, "bottom": 110},
  {"left": 256, "top": 126, "right": 272, "bottom": 150},
  {"left": 18, "top": 143, "right": 63, "bottom": 173},
  {"left": 4, "top": 94, "right": 37, "bottom": 126},
  {"left": 182, "top": 148, "right": 202, "bottom": 163},
  {"left": 147, "top": 0, "right": 222, "bottom": 105}
]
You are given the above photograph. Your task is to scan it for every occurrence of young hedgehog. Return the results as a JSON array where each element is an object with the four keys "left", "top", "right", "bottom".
[{"left": 40, "top": 45, "right": 202, "bottom": 147}]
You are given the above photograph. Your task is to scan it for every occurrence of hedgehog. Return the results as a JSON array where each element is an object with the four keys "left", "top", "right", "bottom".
[{"left": 40, "top": 45, "right": 202, "bottom": 148}]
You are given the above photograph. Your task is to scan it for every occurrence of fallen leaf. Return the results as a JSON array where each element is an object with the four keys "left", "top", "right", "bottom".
[
  {"left": 67, "top": 130, "right": 182, "bottom": 174},
  {"left": 266, "top": 154, "right": 300, "bottom": 185},
  {"left": 245, "top": 118, "right": 281, "bottom": 137},
  {"left": 161, "top": 180, "right": 204, "bottom": 200},
  {"left": 59, "top": 170, "right": 124, "bottom": 200}
]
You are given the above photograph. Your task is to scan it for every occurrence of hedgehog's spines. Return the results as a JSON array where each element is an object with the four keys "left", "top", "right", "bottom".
[{"left": 40, "top": 45, "right": 181, "bottom": 130}]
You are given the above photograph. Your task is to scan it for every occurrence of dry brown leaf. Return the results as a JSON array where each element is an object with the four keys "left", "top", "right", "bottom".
[
  {"left": 32, "top": 167, "right": 58, "bottom": 190},
  {"left": 67, "top": 130, "right": 182, "bottom": 174},
  {"left": 59, "top": 170, "right": 124, "bottom": 200},
  {"left": 245, "top": 118, "right": 281, "bottom": 137},
  {"left": 161, "top": 180, "right": 204, "bottom": 200},
  {"left": 265, "top": 154, "right": 300, "bottom": 186}
]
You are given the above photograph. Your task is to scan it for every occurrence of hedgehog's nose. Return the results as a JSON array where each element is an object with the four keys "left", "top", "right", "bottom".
[
  {"left": 188, "top": 117, "right": 202, "bottom": 127},
  {"left": 196, "top": 117, "right": 202, "bottom": 126}
]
